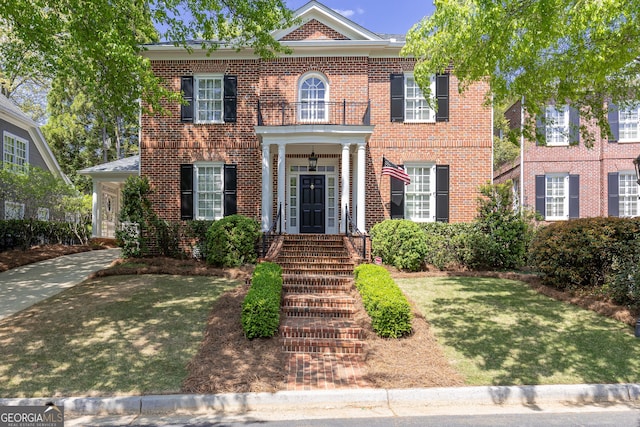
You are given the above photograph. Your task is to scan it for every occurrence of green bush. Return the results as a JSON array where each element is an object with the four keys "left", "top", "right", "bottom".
[
  {"left": 0, "top": 219, "right": 89, "bottom": 251},
  {"left": 529, "top": 217, "right": 640, "bottom": 291},
  {"left": 241, "top": 262, "right": 283, "bottom": 339},
  {"left": 185, "top": 220, "right": 214, "bottom": 259},
  {"left": 606, "top": 240, "right": 640, "bottom": 310},
  {"left": 353, "top": 264, "right": 413, "bottom": 338},
  {"left": 421, "top": 222, "right": 477, "bottom": 270},
  {"left": 370, "top": 219, "right": 428, "bottom": 271},
  {"left": 205, "top": 215, "right": 260, "bottom": 267}
]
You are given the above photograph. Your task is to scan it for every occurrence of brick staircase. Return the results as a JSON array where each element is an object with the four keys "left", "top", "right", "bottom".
[{"left": 274, "top": 234, "right": 370, "bottom": 390}]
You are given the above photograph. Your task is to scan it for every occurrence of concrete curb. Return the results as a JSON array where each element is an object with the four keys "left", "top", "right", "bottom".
[{"left": 1, "top": 384, "right": 639, "bottom": 416}]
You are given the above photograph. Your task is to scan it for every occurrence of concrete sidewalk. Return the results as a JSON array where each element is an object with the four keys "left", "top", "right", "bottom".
[{"left": 0, "top": 248, "right": 121, "bottom": 320}]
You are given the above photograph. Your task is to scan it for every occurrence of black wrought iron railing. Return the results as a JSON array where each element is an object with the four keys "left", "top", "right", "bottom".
[
  {"left": 261, "top": 204, "right": 282, "bottom": 258},
  {"left": 257, "top": 100, "right": 371, "bottom": 126},
  {"left": 345, "top": 205, "right": 367, "bottom": 260}
]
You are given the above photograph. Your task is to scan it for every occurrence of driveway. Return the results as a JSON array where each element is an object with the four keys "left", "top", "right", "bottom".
[{"left": 0, "top": 248, "right": 121, "bottom": 320}]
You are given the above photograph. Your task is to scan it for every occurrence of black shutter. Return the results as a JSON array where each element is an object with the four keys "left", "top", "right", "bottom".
[
  {"left": 223, "top": 75, "right": 237, "bottom": 123},
  {"left": 390, "top": 73, "right": 404, "bottom": 122},
  {"left": 390, "top": 176, "right": 405, "bottom": 219},
  {"left": 569, "top": 174, "right": 579, "bottom": 219},
  {"left": 608, "top": 172, "right": 619, "bottom": 217},
  {"left": 181, "top": 76, "right": 194, "bottom": 123},
  {"left": 435, "top": 73, "right": 449, "bottom": 122},
  {"left": 608, "top": 102, "right": 619, "bottom": 142},
  {"left": 535, "top": 175, "right": 545, "bottom": 217},
  {"left": 569, "top": 107, "right": 580, "bottom": 144},
  {"left": 435, "top": 165, "right": 449, "bottom": 222},
  {"left": 180, "top": 164, "right": 194, "bottom": 220},
  {"left": 224, "top": 164, "right": 237, "bottom": 216}
]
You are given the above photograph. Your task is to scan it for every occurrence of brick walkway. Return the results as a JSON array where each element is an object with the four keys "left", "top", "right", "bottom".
[{"left": 273, "top": 235, "right": 369, "bottom": 391}]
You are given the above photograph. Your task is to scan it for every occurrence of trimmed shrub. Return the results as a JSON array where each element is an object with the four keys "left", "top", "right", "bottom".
[
  {"left": 241, "top": 262, "right": 283, "bottom": 339},
  {"left": 529, "top": 217, "right": 640, "bottom": 291},
  {"left": 354, "top": 264, "right": 413, "bottom": 338},
  {"left": 206, "top": 215, "right": 260, "bottom": 267},
  {"left": 370, "top": 219, "right": 428, "bottom": 271},
  {"left": 421, "top": 222, "right": 477, "bottom": 270}
]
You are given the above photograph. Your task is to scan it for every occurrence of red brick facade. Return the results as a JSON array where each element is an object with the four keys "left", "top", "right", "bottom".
[{"left": 140, "top": 2, "right": 492, "bottom": 234}]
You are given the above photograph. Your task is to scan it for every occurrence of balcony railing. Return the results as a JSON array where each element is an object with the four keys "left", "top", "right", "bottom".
[{"left": 257, "top": 100, "right": 371, "bottom": 126}]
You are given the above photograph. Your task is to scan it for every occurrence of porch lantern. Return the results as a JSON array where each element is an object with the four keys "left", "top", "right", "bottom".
[
  {"left": 308, "top": 151, "right": 318, "bottom": 171},
  {"left": 634, "top": 154, "right": 640, "bottom": 185}
]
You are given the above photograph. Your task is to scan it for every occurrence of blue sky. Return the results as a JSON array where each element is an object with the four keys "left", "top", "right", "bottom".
[{"left": 286, "top": 0, "right": 436, "bottom": 35}]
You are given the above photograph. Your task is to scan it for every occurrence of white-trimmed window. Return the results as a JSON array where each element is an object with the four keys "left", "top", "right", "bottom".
[
  {"left": 545, "top": 173, "right": 569, "bottom": 220},
  {"left": 4, "top": 201, "right": 25, "bottom": 219},
  {"left": 299, "top": 73, "right": 328, "bottom": 122},
  {"left": 195, "top": 75, "right": 224, "bottom": 123},
  {"left": 619, "top": 106, "right": 640, "bottom": 142},
  {"left": 404, "top": 73, "right": 435, "bottom": 123},
  {"left": 194, "top": 163, "right": 224, "bottom": 220},
  {"left": 3, "top": 131, "right": 28, "bottom": 172},
  {"left": 405, "top": 164, "right": 436, "bottom": 221},
  {"left": 619, "top": 172, "right": 639, "bottom": 217},
  {"left": 545, "top": 105, "right": 570, "bottom": 146},
  {"left": 37, "top": 207, "right": 50, "bottom": 221}
]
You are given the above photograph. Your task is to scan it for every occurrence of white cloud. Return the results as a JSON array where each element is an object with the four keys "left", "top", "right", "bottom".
[{"left": 333, "top": 8, "right": 364, "bottom": 18}]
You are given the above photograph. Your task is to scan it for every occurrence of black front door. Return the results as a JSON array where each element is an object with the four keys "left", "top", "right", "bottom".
[{"left": 300, "top": 174, "right": 325, "bottom": 234}]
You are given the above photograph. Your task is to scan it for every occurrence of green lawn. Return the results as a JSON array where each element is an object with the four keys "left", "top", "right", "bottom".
[
  {"left": 397, "top": 276, "right": 640, "bottom": 386},
  {"left": 0, "top": 275, "right": 238, "bottom": 397}
]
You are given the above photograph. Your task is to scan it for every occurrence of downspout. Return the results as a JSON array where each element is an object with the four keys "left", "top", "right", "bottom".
[{"left": 520, "top": 96, "right": 525, "bottom": 215}]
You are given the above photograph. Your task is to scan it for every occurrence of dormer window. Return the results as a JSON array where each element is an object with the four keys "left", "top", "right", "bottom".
[{"left": 299, "top": 73, "right": 328, "bottom": 122}]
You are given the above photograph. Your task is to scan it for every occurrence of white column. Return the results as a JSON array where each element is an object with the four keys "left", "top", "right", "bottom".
[
  {"left": 341, "top": 143, "right": 351, "bottom": 232},
  {"left": 261, "top": 144, "right": 272, "bottom": 231},
  {"left": 277, "top": 143, "right": 286, "bottom": 231},
  {"left": 356, "top": 143, "right": 366, "bottom": 231},
  {"left": 92, "top": 180, "right": 100, "bottom": 237}
]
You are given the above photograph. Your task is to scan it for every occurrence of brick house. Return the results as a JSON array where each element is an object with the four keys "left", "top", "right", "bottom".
[
  {"left": 138, "top": 0, "right": 492, "bottom": 245},
  {"left": 495, "top": 99, "right": 640, "bottom": 219},
  {"left": 0, "top": 94, "right": 69, "bottom": 220}
]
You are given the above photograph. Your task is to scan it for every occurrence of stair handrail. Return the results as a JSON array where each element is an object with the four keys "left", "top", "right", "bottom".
[
  {"left": 261, "top": 204, "right": 282, "bottom": 258},
  {"left": 344, "top": 204, "right": 367, "bottom": 260}
]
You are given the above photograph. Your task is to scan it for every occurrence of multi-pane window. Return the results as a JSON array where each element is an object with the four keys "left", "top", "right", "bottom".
[
  {"left": 405, "top": 74, "right": 435, "bottom": 122},
  {"left": 3, "top": 132, "right": 27, "bottom": 172},
  {"left": 545, "top": 105, "right": 570, "bottom": 146},
  {"left": 405, "top": 165, "right": 435, "bottom": 221},
  {"left": 619, "top": 106, "right": 640, "bottom": 141},
  {"left": 619, "top": 172, "right": 639, "bottom": 217},
  {"left": 299, "top": 75, "right": 327, "bottom": 122},
  {"left": 4, "top": 201, "right": 25, "bottom": 219},
  {"left": 545, "top": 174, "right": 569, "bottom": 220},
  {"left": 196, "top": 76, "right": 223, "bottom": 123},
  {"left": 195, "top": 164, "right": 223, "bottom": 220}
]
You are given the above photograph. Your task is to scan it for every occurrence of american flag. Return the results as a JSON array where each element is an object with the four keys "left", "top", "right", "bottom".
[{"left": 382, "top": 157, "right": 410, "bottom": 185}]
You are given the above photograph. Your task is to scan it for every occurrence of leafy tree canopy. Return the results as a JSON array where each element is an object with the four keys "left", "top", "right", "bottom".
[
  {"left": 403, "top": 0, "right": 640, "bottom": 144},
  {"left": 0, "top": 0, "right": 293, "bottom": 117}
]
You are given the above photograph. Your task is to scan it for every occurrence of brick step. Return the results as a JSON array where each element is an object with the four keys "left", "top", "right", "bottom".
[
  {"left": 283, "top": 294, "right": 355, "bottom": 309},
  {"left": 281, "top": 337, "right": 366, "bottom": 354},
  {"left": 276, "top": 257, "right": 354, "bottom": 266},
  {"left": 282, "top": 274, "right": 353, "bottom": 285},
  {"left": 281, "top": 268, "right": 354, "bottom": 276},
  {"left": 280, "top": 318, "right": 364, "bottom": 340},
  {"left": 278, "top": 260, "right": 354, "bottom": 268},
  {"left": 283, "top": 283, "right": 352, "bottom": 294},
  {"left": 281, "top": 234, "right": 344, "bottom": 242},
  {"left": 282, "top": 305, "right": 355, "bottom": 318},
  {"left": 277, "top": 249, "right": 349, "bottom": 257}
]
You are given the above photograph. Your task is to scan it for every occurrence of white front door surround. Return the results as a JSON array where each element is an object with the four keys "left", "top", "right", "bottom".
[{"left": 256, "top": 125, "right": 372, "bottom": 234}]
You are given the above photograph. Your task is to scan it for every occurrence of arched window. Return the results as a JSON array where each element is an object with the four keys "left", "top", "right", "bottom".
[{"left": 299, "top": 73, "right": 328, "bottom": 122}]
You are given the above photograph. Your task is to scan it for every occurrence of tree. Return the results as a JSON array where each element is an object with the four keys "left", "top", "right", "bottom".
[
  {"left": 402, "top": 0, "right": 640, "bottom": 145},
  {"left": 0, "top": 0, "right": 294, "bottom": 125}
]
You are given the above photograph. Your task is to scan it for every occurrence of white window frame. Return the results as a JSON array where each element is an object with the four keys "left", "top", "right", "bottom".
[
  {"left": 545, "top": 105, "right": 570, "bottom": 146},
  {"left": 405, "top": 163, "right": 436, "bottom": 222},
  {"left": 194, "top": 163, "right": 224, "bottom": 220},
  {"left": 618, "top": 105, "right": 640, "bottom": 142},
  {"left": 404, "top": 73, "right": 436, "bottom": 123},
  {"left": 545, "top": 173, "right": 569, "bottom": 220},
  {"left": 4, "top": 201, "right": 25, "bottom": 219},
  {"left": 195, "top": 74, "right": 224, "bottom": 124},
  {"left": 298, "top": 72, "right": 329, "bottom": 123},
  {"left": 619, "top": 172, "right": 639, "bottom": 217},
  {"left": 3, "top": 131, "right": 28, "bottom": 172},
  {"left": 37, "top": 207, "right": 50, "bottom": 221}
]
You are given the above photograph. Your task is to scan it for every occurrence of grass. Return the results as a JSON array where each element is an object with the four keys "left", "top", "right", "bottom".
[
  {"left": 397, "top": 276, "right": 640, "bottom": 386},
  {"left": 0, "top": 274, "right": 238, "bottom": 397}
]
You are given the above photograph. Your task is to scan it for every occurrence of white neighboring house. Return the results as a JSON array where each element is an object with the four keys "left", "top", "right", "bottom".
[
  {"left": 0, "top": 94, "right": 69, "bottom": 220},
  {"left": 78, "top": 155, "right": 139, "bottom": 238}
]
